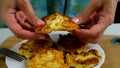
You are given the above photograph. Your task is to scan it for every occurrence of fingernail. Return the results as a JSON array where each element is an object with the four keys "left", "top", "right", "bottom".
[
  {"left": 37, "top": 20, "right": 45, "bottom": 26},
  {"left": 38, "top": 36, "right": 46, "bottom": 40},
  {"left": 38, "top": 35, "right": 50, "bottom": 41},
  {"left": 72, "top": 18, "right": 82, "bottom": 24}
]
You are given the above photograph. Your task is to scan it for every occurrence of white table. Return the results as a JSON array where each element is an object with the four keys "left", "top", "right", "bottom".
[{"left": 0, "top": 23, "right": 120, "bottom": 45}]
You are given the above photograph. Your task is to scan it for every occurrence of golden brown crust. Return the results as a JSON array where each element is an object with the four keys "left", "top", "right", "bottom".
[
  {"left": 66, "top": 49, "right": 101, "bottom": 68},
  {"left": 26, "top": 48, "right": 69, "bottom": 68},
  {"left": 18, "top": 34, "right": 101, "bottom": 68},
  {"left": 35, "top": 13, "right": 79, "bottom": 34},
  {"left": 18, "top": 40, "right": 53, "bottom": 59}
]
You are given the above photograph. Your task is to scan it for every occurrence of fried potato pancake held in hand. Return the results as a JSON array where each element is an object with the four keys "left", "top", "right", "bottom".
[{"left": 35, "top": 13, "right": 79, "bottom": 34}]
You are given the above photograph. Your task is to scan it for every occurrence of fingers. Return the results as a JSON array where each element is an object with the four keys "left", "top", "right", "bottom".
[
  {"left": 72, "top": 0, "right": 102, "bottom": 24},
  {"left": 73, "top": 16, "right": 109, "bottom": 43},
  {"left": 16, "top": 11, "right": 34, "bottom": 30},
  {"left": 16, "top": 0, "right": 45, "bottom": 27},
  {"left": 16, "top": 11, "right": 26, "bottom": 24},
  {"left": 15, "top": 30, "right": 50, "bottom": 40},
  {"left": 3, "top": 9, "right": 49, "bottom": 40},
  {"left": 73, "top": 27, "right": 102, "bottom": 43}
]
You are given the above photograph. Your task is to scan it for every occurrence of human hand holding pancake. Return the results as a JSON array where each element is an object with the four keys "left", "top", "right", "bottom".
[{"left": 0, "top": 0, "right": 47, "bottom": 40}]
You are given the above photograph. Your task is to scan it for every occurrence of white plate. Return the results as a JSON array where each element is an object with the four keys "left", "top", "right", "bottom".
[{"left": 6, "top": 31, "right": 105, "bottom": 68}]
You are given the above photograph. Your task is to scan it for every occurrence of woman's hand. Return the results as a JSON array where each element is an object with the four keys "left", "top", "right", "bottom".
[
  {"left": 0, "top": 0, "right": 49, "bottom": 40},
  {"left": 72, "top": 0, "right": 118, "bottom": 43}
]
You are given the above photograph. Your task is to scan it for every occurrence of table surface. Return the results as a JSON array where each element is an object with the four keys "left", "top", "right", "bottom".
[
  {"left": 0, "top": 23, "right": 120, "bottom": 68},
  {"left": 0, "top": 23, "right": 120, "bottom": 45}
]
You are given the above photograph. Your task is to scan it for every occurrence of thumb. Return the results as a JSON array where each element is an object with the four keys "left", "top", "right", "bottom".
[
  {"left": 72, "top": 0, "right": 102, "bottom": 24},
  {"left": 16, "top": 0, "right": 45, "bottom": 27}
]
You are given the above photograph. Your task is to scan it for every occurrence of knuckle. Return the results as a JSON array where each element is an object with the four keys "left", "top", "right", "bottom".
[
  {"left": 107, "top": 15, "right": 114, "bottom": 25},
  {"left": 14, "top": 32, "right": 25, "bottom": 39},
  {"left": 108, "top": 16, "right": 114, "bottom": 22},
  {"left": 15, "top": 34, "right": 23, "bottom": 39},
  {"left": 29, "top": 14, "right": 38, "bottom": 21},
  {"left": 89, "top": 32, "right": 96, "bottom": 37}
]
